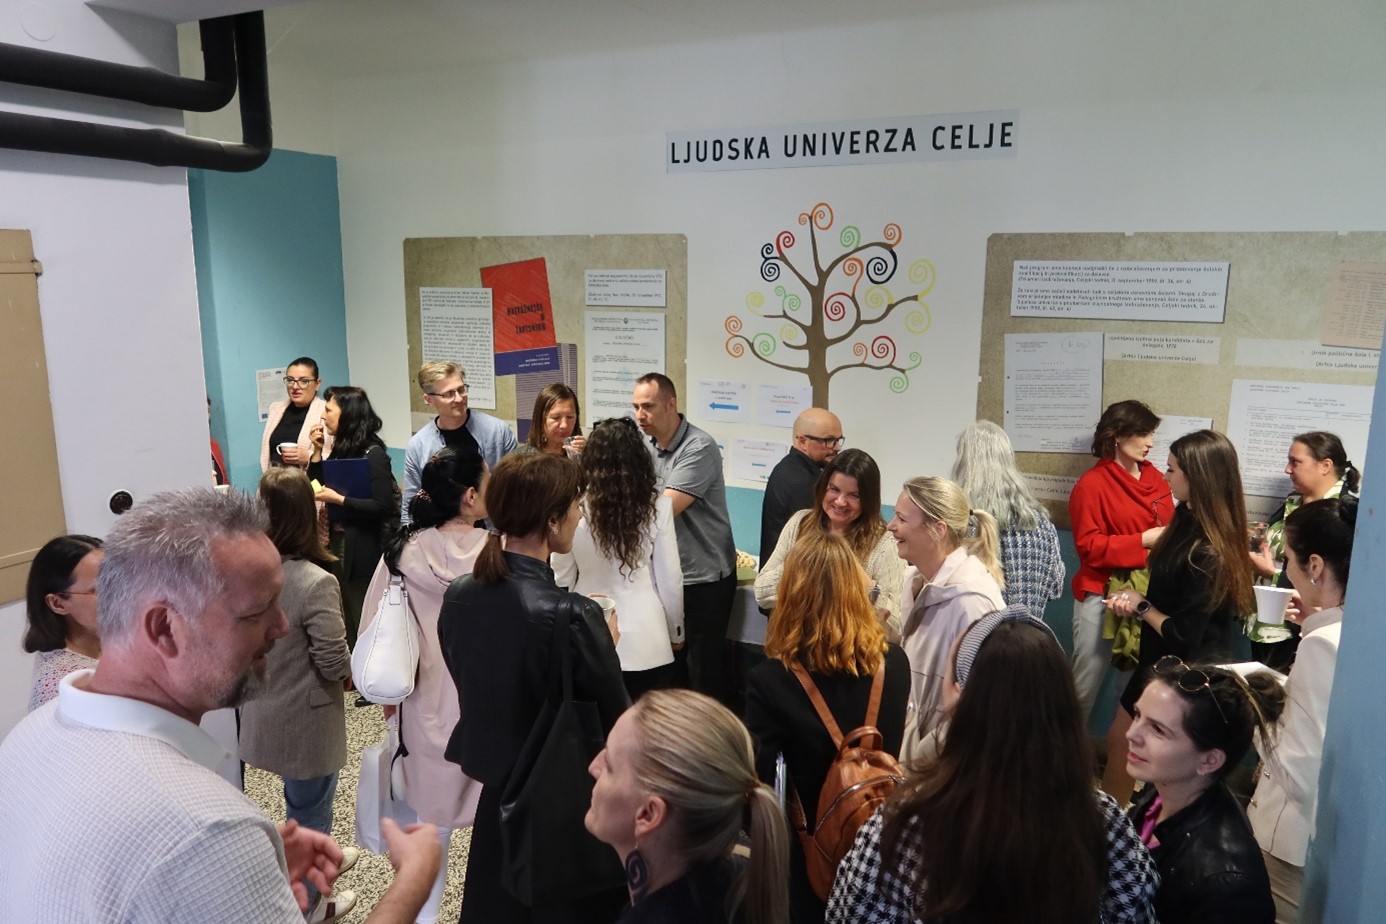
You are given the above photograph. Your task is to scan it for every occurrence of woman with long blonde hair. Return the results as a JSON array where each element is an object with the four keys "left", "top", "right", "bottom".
[
  {"left": 888, "top": 476, "right": 1004, "bottom": 756},
  {"left": 586, "top": 689, "right": 790, "bottom": 923},
  {"left": 745, "top": 532, "right": 910, "bottom": 923}
]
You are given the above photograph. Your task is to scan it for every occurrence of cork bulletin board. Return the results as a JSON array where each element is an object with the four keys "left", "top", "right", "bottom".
[
  {"left": 403, "top": 234, "right": 688, "bottom": 432},
  {"left": 978, "top": 232, "right": 1386, "bottom": 528}
]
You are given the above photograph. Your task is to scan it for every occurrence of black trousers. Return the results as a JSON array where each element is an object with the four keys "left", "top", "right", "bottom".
[{"left": 680, "top": 573, "right": 738, "bottom": 708}]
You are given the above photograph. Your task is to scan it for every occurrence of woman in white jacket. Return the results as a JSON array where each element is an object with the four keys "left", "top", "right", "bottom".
[
  {"left": 888, "top": 475, "right": 1005, "bottom": 760},
  {"left": 553, "top": 416, "right": 683, "bottom": 699},
  {"left": 1248, "top": 495, "right": 1354, "bottom": 923}
]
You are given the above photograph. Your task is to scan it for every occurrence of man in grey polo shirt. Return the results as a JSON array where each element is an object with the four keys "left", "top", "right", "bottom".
[{"left": 632, "top": 372, "right": 737, "bottom": 705}]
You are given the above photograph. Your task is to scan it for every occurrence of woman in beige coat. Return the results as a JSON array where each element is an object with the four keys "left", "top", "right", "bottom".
[{"left": 362, "top": 446, "right": 489, "bottom": 924}]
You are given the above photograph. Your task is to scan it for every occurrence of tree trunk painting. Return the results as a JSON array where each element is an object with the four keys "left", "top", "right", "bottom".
[{"left": 723, "top": 202, "right": 933, "bottom": 407}]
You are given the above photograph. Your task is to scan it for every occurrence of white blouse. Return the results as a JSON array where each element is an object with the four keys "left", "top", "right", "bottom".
[{"left": 552, "top": 494, "right": 684, "bottom": 672}]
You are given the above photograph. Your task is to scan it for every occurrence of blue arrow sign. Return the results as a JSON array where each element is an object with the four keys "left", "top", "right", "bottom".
[{"left": 709, "top": 402, "right": 740, "bottom": 411}]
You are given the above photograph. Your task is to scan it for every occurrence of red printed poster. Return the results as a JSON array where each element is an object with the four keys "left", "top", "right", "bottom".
[{"left": 480, "top": 257, "right": 559, "bottom": 353}]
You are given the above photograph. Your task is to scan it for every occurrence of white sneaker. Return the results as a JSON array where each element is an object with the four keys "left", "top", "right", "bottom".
[
  {"left": 307, "top": 889, "right": 358, "bottom": 923},
  {"left": 338, "top": 845, "right": 361, "bottom": 875}
]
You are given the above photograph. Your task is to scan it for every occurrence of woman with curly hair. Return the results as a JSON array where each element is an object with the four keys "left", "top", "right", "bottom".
[
  {"left": 554, "top": 416, "right": 684, "bottom": 698},
  {"left": 746, "top": 531, "right": 910, "bottom": 923}
]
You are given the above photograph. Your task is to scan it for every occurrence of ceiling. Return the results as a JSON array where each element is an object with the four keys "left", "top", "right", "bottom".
[{"left": 223, "top": 0, "right": 1042, "bottom": 79}]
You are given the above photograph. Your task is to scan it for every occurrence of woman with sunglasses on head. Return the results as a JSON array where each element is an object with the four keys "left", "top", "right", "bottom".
[
  {"left": 552, "top": 417, "right": 683, "bottom": 699},
  {"left": 828, "top": 606, "right": 1157, "bottom": 924},
  {"left": 755, "top": 449, "right": 903, "bottom": 634},
  {"left": 260, "top": 356, "right": 327, "bottom": 470},
  {"left": 1247, "top": 431, "right": 1360, "bottom": 671},
  {"left": 308, "top": 385, "right": 400, "bottom": 647},
  {"left": 24, "top": 535, "right": 104, "bottom": 712},
  {"left": 1125, "top": 658, "right": 1282, "bottom": 923},
  {"left": 1105, "top": 430, "right": 1255, "bottom": 802},
  {"left": 1247, "top": 496, "right": 1354, "bottom": 923}
]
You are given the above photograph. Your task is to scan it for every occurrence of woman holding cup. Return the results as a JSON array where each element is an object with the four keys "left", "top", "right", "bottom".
[
  {"left": 523, "top": 383, "right": 585, "bottom": 457},
  {"left": 1104, "top": 430, "right": 1255, "bottom": 802},
  {"left": 553, "top": 417, "right": 682, "bottom": 699},
  {"left": 1248, "top": 431, "right": 1360, "bottom": 669},
  {"left": 260, "top": 356, "right": 327, "bottom": 471},
  {"left": 1248, "top": 496, "right": 1354, "bottom": 922}
]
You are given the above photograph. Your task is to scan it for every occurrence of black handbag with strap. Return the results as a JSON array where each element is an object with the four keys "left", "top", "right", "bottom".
[{"left": 498, "top": 597, "right": 625, "bottom": 906}]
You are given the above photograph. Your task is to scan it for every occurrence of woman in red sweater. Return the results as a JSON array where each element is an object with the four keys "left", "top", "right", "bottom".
[{"left": 1068, "top": 400, "right": 1173, "bottom": 727}]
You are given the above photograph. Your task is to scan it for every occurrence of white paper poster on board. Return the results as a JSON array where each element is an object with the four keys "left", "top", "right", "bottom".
[
  {"left": 256, "top": 367, "right": 285, "bottom": 421},
  {"left": 1021, "top": 472, "right": 1079, "bottom": 504},
  {"left": 1004, "top": 332, "right": 1104, "bottom": 453},
  {"left": 1149, "top": 415, "right": 1214, "bottom": 468},
  {"left": 585, "top": 269, "right": 667, "bottom": 307},
  {"left": 1226, "top": 380, "right": 1373, "bottom": 497},
  {"left": 1011, "top": 261, "right": 1229, "bottom": 323},
  {"left": 697, "top": 379, "right": 751, "bottom": 424},
  {"left": 420, "top": 287, "right": 496, "bottom": 408},
  {"left": 584, "top": 311, "right": 666, "bottom": 423},
  {"left": 732, "top": 439, "right": 789, "bottom": 483},
  {"left": 756, "top": 384, "right": 813, "bottom": 427}
]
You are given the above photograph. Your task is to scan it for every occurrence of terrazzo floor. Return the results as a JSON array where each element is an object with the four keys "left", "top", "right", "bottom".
[{"left": 243, "top": 695, "right": 471, "bottom": 923}]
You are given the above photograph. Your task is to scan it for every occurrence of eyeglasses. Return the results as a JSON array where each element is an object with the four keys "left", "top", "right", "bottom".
[
  {"left": 283, "top": 377, "right": 317, "bottom": 387},
  {"left": 427, "top": 385, "right": 469, "bottom": 401},
  {"left": 1153, "top": 655, "right": 1228, "bottom": 726},
  {"left": 802, "top": 434, "right": 844, "bottom": 448},
  {"left": 61, "top": 588, "right": 97, "bottom": 598}
]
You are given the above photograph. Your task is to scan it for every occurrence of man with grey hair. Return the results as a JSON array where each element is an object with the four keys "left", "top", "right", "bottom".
[{"left": 0, "top": 489, "right": 440, "bottom": 923}]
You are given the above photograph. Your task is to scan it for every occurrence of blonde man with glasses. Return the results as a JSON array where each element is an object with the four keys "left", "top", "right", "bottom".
[{"left": 403, "top": 361, "right": 518, "bottom": 523}]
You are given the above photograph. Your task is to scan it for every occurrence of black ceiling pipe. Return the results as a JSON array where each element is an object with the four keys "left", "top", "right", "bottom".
[
  {"left": 0, "top": 17, "right": 238, "bottom": 113},
  {"left": 0, "top": 12, "right": 271, "bottom": 172}
]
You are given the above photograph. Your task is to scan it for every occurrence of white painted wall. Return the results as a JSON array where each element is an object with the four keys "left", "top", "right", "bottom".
[
  {"left": 312, "top": 0, "right": 1386, "bottom": 501},
  {"left": 0, "top": 4, "right": 211, "bottom": 734}
]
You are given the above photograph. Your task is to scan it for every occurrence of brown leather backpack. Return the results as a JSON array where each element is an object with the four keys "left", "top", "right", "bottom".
[{"left": 788, "top": 664, "right": 905, "bottom": 900}]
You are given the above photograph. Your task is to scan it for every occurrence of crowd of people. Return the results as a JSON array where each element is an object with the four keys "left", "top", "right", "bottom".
[{"left": 6, "top": 363, "right": 1358, "bottom": 923}]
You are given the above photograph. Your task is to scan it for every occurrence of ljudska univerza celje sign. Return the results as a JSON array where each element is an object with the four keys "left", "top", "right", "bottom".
[{"left": 666, "top": 110, "right": 1017, "bottom": 173}]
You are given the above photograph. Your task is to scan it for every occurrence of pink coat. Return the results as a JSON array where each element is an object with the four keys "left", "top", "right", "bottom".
[
  {"left": 362, "top": 526, "right": 487, "bottom": 828},
  {"left": 259, "top": 397, "right": 328, "bottom": 472}
]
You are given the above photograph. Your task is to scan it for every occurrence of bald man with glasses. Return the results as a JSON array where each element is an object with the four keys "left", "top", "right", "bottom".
[{"left": 758, "top": 408, "right": 844, "bottom": 570}]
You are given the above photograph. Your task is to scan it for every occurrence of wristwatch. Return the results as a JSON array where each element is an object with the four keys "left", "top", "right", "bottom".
[{"left": 1134, "top": 599, "right": 1152, "bottom": 616}]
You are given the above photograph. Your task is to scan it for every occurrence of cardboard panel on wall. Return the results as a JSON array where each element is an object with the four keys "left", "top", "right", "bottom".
[
  {"left": 979, "top": 232, "right": 1386, "bottom": 528},
  {"left": 0, "top": 231, "right": 67, "bottom": 603},
  {"left": 403, "top": 235, "right": 687, "bottom": 431}
]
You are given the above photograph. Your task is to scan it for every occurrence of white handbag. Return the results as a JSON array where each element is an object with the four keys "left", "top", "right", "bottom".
[{"left": 351, "top": 573, "right": 420, "bottom": 705}]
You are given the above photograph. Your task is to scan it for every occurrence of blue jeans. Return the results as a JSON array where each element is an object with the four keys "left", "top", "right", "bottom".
[{"left": 284, "top": 772, "right": 338, "bottom": 835}]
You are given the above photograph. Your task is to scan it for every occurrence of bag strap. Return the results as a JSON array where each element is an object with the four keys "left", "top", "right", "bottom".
[
  {"left": 547, "top": 595, "right": 576, "bottom": 703},
  {"left": 790, "top": 664, "right": 844, "bottom": 747}
]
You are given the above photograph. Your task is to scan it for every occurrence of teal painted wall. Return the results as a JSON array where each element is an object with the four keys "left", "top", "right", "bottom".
[{"left": 190, "top": 150, "right": 353, "bottom": 490}]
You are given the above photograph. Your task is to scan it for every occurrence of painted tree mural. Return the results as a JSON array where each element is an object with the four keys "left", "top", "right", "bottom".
[{"left": 724, "top": 202, "right": 934, "bottom": 407}]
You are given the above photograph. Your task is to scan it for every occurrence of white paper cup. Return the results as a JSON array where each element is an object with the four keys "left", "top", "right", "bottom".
[
  {"left": 277, "top": 441, "right": 297, "bottom": 455},
  {"left": 588, "top": 594, "right": 616, "bottom": 618},
  {"left": 1253, "top": 585, "right": 1295, "bottom": 625}
]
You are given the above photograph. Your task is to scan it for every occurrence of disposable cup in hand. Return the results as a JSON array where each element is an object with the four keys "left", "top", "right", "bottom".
[
  {"left": 1253, "top": 585, "right": 1294, "bottom": 625},
  {"left": 588, "top": 594, "right": 616, "bottom": 618},
  {"left": 277, "top": 441, "right": 297, "bottom": 458}
]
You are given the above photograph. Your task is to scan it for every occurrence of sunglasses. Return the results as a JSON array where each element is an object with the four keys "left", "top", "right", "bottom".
[{"left": 1153, "top": 655, "right": 1228, "bottom": 726}]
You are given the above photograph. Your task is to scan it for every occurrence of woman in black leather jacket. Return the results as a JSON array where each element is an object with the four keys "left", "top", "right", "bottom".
[
  {"left": 1125, "top": 657, "right": 1284, "bottom": 923},
  {"left": 439, "top": 451, "right": 629, "bottom": 923}
]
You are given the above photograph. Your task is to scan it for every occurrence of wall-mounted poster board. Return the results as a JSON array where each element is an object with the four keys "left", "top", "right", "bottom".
[
  {"left": 978, "top": 232, "right": 1386, "bottom": 528},
  {"left": 0, "top": 230, "right": 67, "bottom": 603},
  {"left": 403, "top": 235, "right": 687, "bottom": 433}
]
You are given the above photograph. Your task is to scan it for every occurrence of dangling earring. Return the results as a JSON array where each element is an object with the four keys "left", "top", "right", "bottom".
[{"left": 625, "top": 843, "right": 651, "bottom": 902}]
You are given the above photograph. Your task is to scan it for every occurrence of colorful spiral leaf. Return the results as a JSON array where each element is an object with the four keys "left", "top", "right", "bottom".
[
  {"left": 775, "top": 285, "right": 802, "bottom": 314},
  {"left": 760, "top": 252, "right": 780, "bottom": 282},
  {"left": 862, "top": 284, "right": 890, "bottom": 311},
  {"left": 752, "top": 332, "right": 777, "bottom": 356},
  {"left": 798, "top": 202, "right": 833, "bottom": 230},
  {"left": 866, "top": 250, "right": 898, "bottom": 284},
  {"left": 744, "top": 292, "right": 764, "bottom": 313},
  {"left": 725, "top": 336, "right": 745, "bottom": 358},
  {"left": 825, "top": 291, "right": 852, "bottom": 322},
  {"left": 883, "top": 223, "right": 902, "bottom": 246},
  {"left": 909, "top": 259, "right": 936, "bottom": 296},
  {"left": 906, "top": 307, "right": 931, "bottom": 333},
  {"left": 780, "top": 323, "right": 800, "bottom": 342},
  {"left": 775, "top": 230, "right": 795, "bottom": 256},
  {"left": 839, "top": 225, "right": 861, "bottom": 250},
  {"left": 725, "top": 315, "right": 744, "bottom": 334}
]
